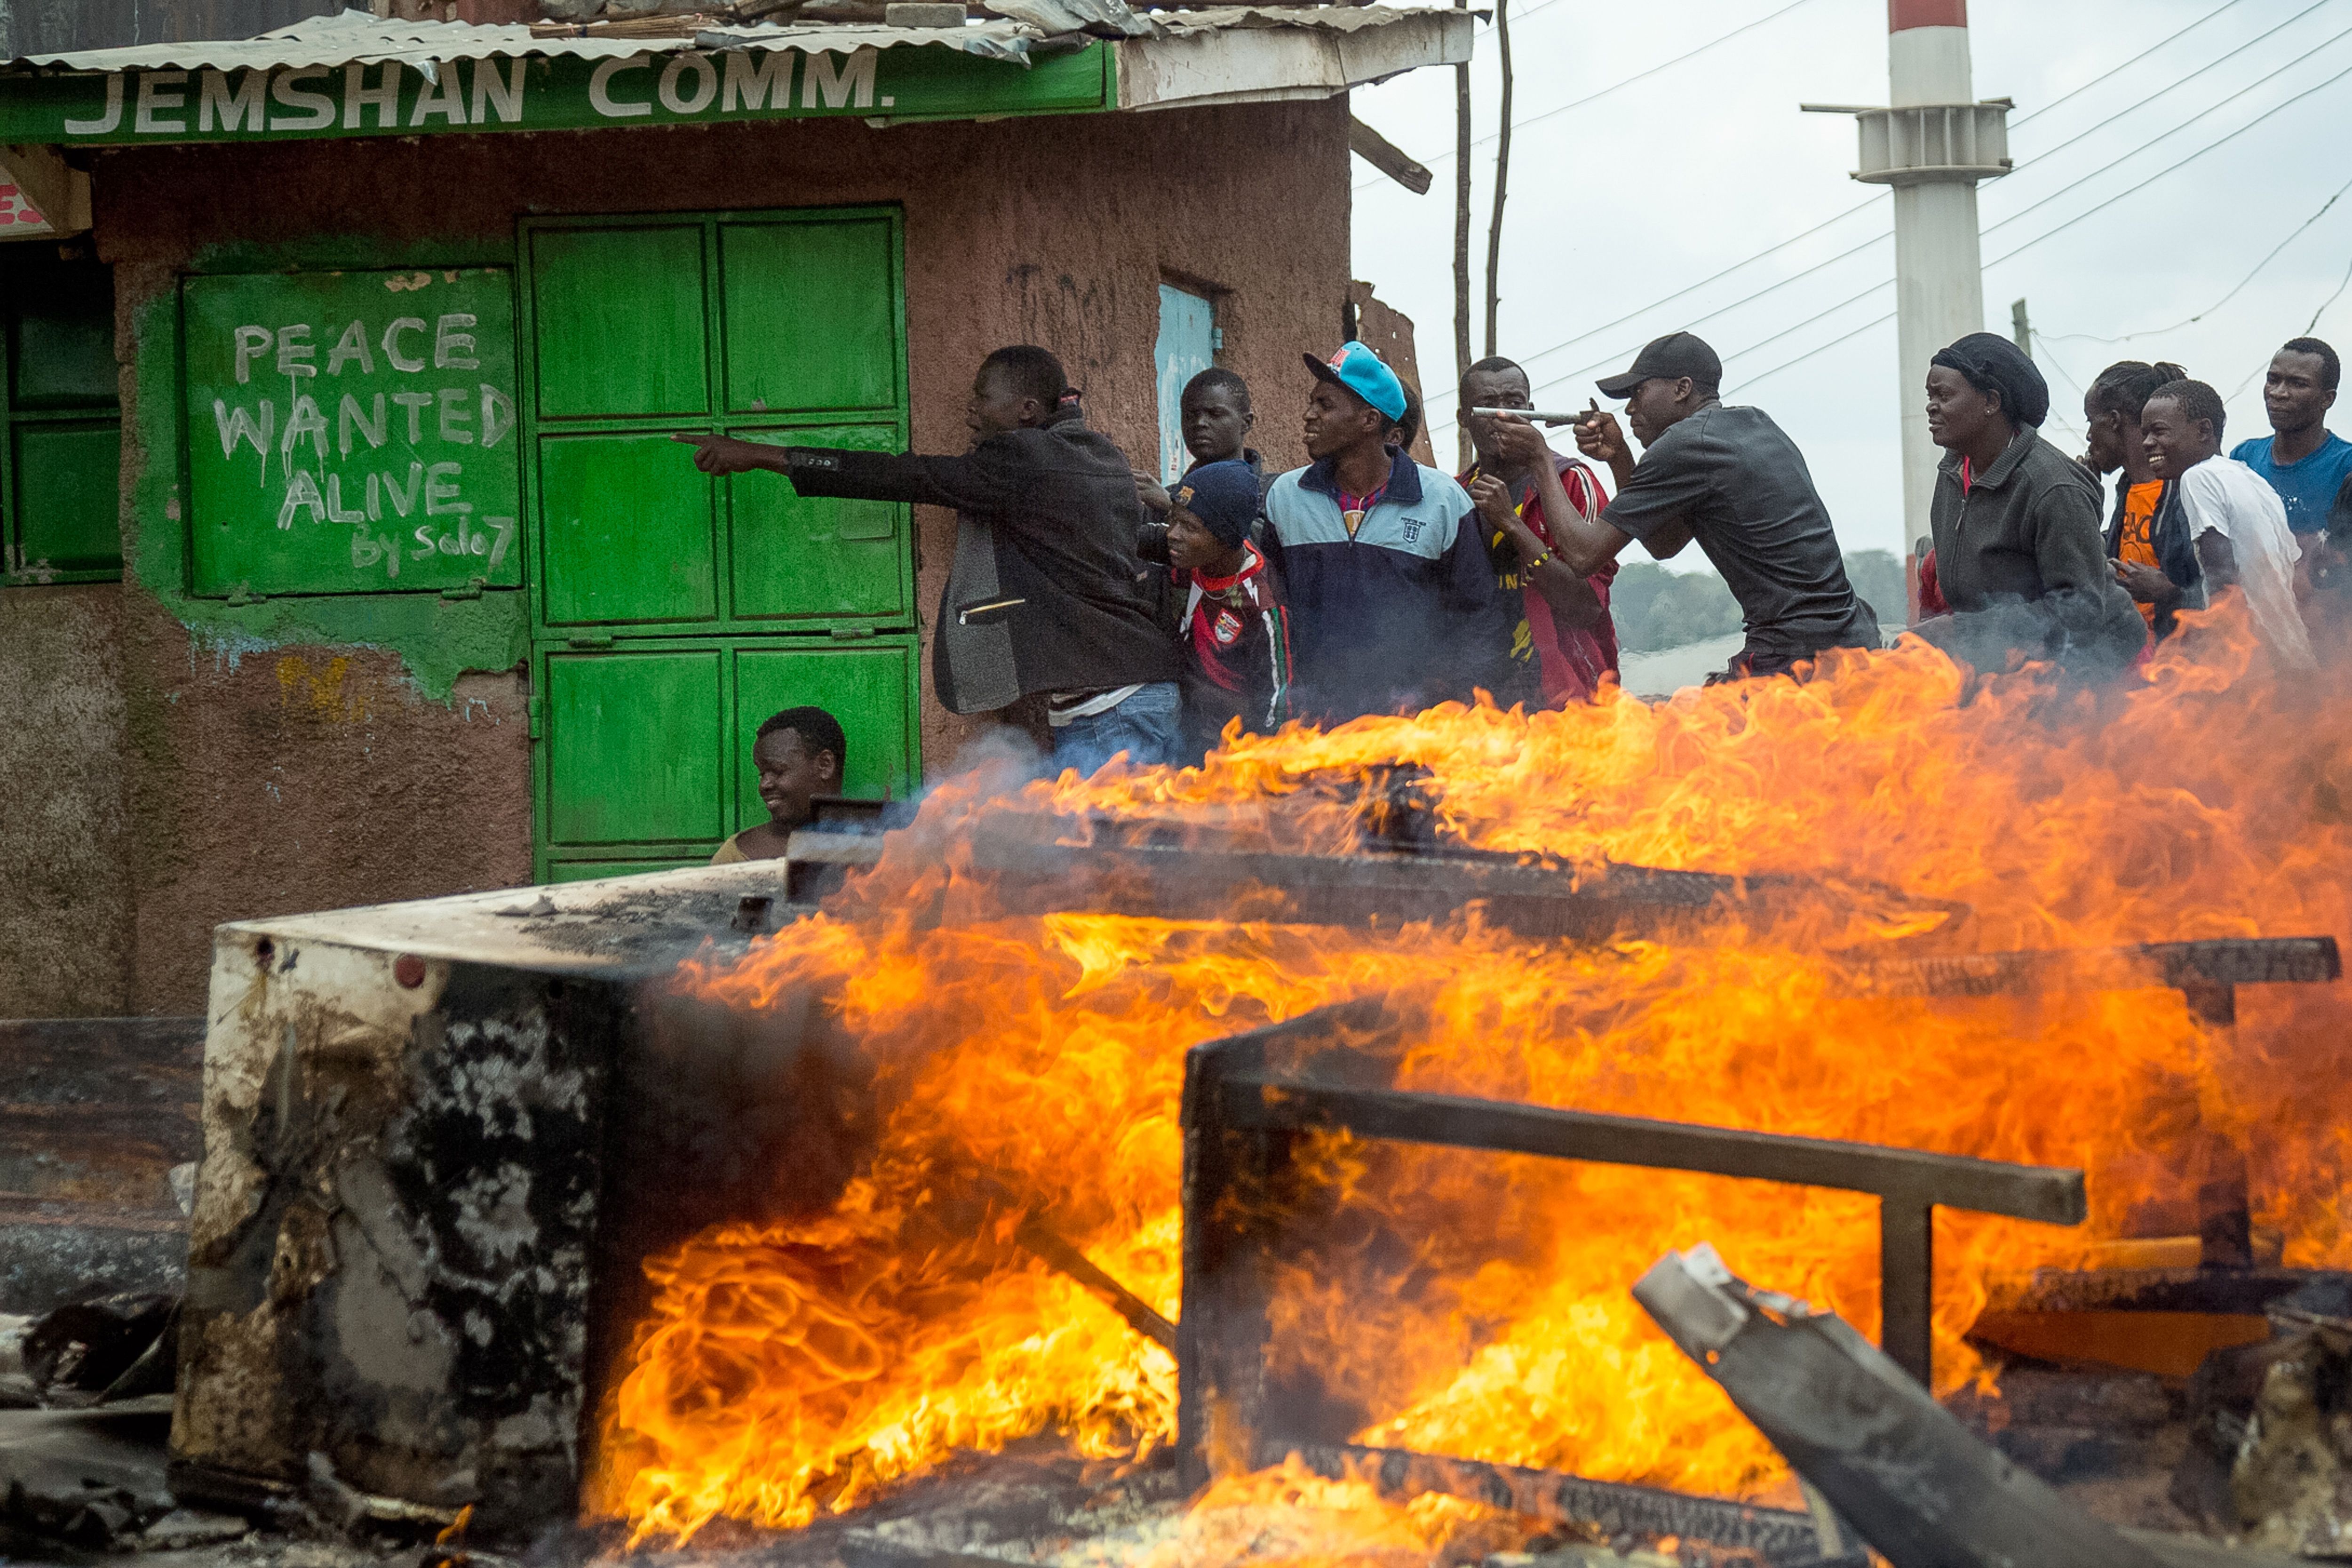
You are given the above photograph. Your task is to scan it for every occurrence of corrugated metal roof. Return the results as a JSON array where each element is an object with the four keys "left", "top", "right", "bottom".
[
  {"left": 7, "top": 1, "right": 1448, "bottom": 73},
  {"left": 9, "top": 6, "right": 1036, "bottom": 71}
]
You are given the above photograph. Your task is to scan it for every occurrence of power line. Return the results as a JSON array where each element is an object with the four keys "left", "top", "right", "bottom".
[
  {"left": 2042, "top": 168, "right": 2352, "bottom": 346},
  {"left": 2029, "top": 332, "right": 2093, "bottom": 445},
  {"left": 1433, "top": 2, "right": 2339, "bottom": 419},
  {"left": 1981, "top": 14, "right": 2352, "bottom": 242},
  {"left": 1736, "top": 310, "right": 1895, "bottom": 393},
  {"left": 1985, "top": 56, "right": 2352, "bottom": 270},
  {"left": 1352, "top": 0, "right": 1823, "bottom": 193},
  {"left": 2009, "top": 0, "right": 2249, "bottom": 130},
  {"left": 1720, "top": 63, "right": 2352, "bottom": 399},
  {"left": 2306, "top": 254, "right": 2352, "bottom": 334}
]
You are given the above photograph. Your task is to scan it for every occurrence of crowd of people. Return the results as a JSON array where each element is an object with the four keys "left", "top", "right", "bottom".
[{"left": 679, "top": 323, "right": 2352, "bottom": 858}]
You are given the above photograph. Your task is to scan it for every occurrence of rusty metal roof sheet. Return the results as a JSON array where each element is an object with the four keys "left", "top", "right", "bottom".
[{"left": 7, "top": 1, "right": 1455, "bottom": 72}]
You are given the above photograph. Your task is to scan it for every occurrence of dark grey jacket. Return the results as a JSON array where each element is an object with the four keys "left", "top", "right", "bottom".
[
  {"left": 1928, "top": 428, "right": 2145, "bottom": 664},
  {"left": 779, "top": 406, "right": 1180, "bottom": 714}
]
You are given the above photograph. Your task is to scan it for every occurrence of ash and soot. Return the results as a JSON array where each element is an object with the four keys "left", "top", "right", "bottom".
[{"left": 589, "top": 608, "right": 2352, "bottom": 1561}]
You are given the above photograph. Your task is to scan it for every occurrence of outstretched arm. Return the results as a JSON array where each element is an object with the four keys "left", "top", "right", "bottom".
[{"left": 673, "top": 432, "right": 1018, "bottom": 514}]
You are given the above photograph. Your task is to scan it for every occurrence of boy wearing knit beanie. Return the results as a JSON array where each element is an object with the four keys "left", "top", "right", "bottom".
[{"left": 1163, "top": 459, "right": 1293, "bottom": 759}]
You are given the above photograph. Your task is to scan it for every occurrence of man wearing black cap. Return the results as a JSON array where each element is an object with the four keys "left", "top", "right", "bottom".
[
  {"left": 1153, "top": 458, "right": 1293, "bottom": 758},
  {"left": 1264, "top": 342, "right": 1504, "bottom": 720},
  {"left": 1550, "top": 332, "right": 1880, "bottom": 681}
]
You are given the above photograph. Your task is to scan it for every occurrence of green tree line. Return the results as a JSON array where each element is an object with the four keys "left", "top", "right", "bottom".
[{"left": 1610, "top": 549, "right": 1906, "bottom": 653}]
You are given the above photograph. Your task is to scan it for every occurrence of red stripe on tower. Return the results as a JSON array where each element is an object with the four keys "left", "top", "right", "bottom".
[{"left": 1889, "top": 0, "right": 1965, "bottom": 29}]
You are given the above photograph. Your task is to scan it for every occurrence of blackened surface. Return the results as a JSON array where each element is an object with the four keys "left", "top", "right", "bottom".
[
  {"left": 580, "top": 980, "right": 873, "bottom": 1485},
  {"left": 345, "top": 966, "right": 619, "bottom": 1530},
  {"left": 180, "top": 966, "right": 620, "bottom": 1537}
]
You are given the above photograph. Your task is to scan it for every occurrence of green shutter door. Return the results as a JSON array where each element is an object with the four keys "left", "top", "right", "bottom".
[{"left": 522, "top": 209, "right": 919, "bottom": 881}]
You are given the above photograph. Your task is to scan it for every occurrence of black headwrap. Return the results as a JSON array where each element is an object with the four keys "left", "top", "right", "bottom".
[{"left": 1931, "top": 331, "right": 2050, "bottom": 428}]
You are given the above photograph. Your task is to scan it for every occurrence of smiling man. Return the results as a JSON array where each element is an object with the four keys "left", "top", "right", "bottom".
[
  {"left": 1557, "top": 332, "right": 1879, "bottom": 683},
  {"left": 711, "top": 707, "right": 844, "bottom": 863},
  {"left": 2232, "top": 338, "right": 2352, "bottom": 541},
  {"left": 2139, "top": 378, "right": 2315, "bottom": 671},
  {"left": 1262, "top": 342, "right": 1503, "bottom": 722},
  {"left": 680, "top": 344, "right": 1181, "bottom": 777}
]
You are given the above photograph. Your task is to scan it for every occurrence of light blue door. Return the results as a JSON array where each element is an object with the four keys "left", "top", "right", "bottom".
[{"left": 1154, "top": 285, "right": 1216, "bottom": 483}]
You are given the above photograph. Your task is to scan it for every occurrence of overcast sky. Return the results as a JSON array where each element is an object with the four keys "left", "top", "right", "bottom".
[{"left": 1347, "top": 0, "right": 2352, "bottom": 565}]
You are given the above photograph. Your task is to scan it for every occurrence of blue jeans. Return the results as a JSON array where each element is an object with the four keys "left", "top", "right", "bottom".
[{"left": 1052, "top": 681, "right": 1184, "bottom": 776}]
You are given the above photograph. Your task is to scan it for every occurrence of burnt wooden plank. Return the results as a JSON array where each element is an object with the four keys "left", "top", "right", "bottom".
[
  {"left": 0, "top": 1018, "right": 202, "bottom": 1108},
  {"left": 1847, "top": 937, "right": 2340, "bottom": 1001},
  {"left": 1216, "top": 1078, "right": 2087, "bottom": 1226}
]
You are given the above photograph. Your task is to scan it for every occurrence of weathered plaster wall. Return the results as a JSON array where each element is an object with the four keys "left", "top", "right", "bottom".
[
  {"left": 80, "top": 95, "right": 1351, "bottom": 1011},
  {"left": 0, "top": 584, "right": 131, "bottom": 1016}
]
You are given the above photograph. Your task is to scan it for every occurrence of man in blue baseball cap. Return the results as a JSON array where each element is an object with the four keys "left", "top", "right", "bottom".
[
  {"left": 1139, "top": 457, "right": 1294, "bottom": 759},
  {"left": 1263, "top": 342, "right": 1505, "bottom": 721}
]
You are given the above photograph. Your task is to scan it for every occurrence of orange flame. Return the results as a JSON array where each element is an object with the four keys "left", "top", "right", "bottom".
[{"left": 592, "top": 608, "right": 2352, "bottom": 1547}]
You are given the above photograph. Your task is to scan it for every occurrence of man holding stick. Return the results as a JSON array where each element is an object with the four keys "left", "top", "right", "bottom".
[{"left": 1511, "top": 333, "right": 1880, "bottom": 682}]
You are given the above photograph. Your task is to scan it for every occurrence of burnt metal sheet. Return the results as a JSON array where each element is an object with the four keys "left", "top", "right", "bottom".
[
  {"left": 174, "top": 931, "right": 622, "bottom": 1536},
  {"left": 1271, "top": 1440, "right": 1858, "bottom": 1566},
  {"left": 1635, "top": 1244, "right": 2168, "bottom": 1568}
]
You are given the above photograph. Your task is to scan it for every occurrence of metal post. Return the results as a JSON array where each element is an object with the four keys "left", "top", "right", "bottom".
[{"left": 1877, "top": 1195, "right": 1935, "bottom": 1385}]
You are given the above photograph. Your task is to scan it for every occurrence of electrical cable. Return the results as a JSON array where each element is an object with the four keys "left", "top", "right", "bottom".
[
  {"left": 1620, "top": 57, "right": 2352, "bottom": 397},
  {"left": 2029, "top": 331, "right": 2093, "bottom": 445},
  {"left": 1428, "top": 3, "right": 2349, "bottom": 440},
  {"left": 2304, "top": 254, "right": 2352, "bottom": 334},
  {"left": 2042, "top": 168, "right": 2352, "bottom": 345},
  {"left": 1597, "top": 61, "right": 2352, "bottom": 406},
  {"left": 2010, "top": 0, "right": 2252, "bottom": 129},
  {"left": 1981, "top": 14, "right": 2352, "bottom": 242},
  {"left": 1429, "top": 3, "right": 2338, "bottom": 421},
  {"left": 1985, "top": 56, "right": 2352, "bottom": 269},
  {"left": 1351, "top": 0, "right": 1822, "bottom": 193}
]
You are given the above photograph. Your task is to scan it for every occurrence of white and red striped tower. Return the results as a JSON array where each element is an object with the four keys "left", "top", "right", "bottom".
[{"left": 1814, "top": 1, "right": 2012, "bottom": 565}]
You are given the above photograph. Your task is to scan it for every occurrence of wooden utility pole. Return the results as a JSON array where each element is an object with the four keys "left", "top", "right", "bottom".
[
  {"left": 1452, "top": 0, "right": 1471, "bottom": 463},
  {"left": 1483, "top": 0, "right": 1513, "bottom": 360},
  {"left": 2010, "top": 297, "right": 2032, "bottom": 360}
]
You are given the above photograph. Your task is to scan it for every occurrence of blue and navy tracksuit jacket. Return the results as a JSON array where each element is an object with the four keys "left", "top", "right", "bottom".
[{"left": 1263, "top": 448, "right": 1506, "bottom": 722}]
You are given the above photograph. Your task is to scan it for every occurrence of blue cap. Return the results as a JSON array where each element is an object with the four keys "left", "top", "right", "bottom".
[
  {"left": 1303, "top": 341, "right": 1407, "bottom": 422},
  {"left": 1169, "top": 459, "right": 1261, "bottom": 550}
]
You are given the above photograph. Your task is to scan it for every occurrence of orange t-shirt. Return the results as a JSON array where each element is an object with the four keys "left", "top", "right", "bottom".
[{"left": 2117, "top": 480, "right": 2164, "bottom": 627}]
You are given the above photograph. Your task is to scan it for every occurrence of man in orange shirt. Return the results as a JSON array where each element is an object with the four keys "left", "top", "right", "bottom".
[{"left": 2085, "top": 361, "right": 2191, "bottom": 637}]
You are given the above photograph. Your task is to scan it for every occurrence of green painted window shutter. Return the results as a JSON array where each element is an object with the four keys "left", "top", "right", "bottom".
[{"left": 2, "top": 252, "right": 121, "bottom": 584}]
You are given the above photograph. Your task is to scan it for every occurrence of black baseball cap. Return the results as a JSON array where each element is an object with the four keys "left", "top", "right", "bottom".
[{"left": 1596, "top": 332, "right": 1724, "bottom": 399}]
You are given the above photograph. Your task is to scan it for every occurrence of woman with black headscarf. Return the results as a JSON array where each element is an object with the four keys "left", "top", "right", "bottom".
[{"left": 1918, "top": 331, "right": 2146, "bottom": 669}]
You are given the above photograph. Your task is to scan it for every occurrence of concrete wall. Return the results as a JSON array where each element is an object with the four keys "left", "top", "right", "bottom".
[
  {"left": 0, "top": 584, "right": 131, "bottom": 1015},
  {"left": 2, "top": 96, "right": 1352, "bottom": 1015}
]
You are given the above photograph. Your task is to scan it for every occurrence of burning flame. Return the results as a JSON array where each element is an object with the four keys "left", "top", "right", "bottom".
[{"left": 593, "top": 605, "right": 2352, "bottom": 1549}]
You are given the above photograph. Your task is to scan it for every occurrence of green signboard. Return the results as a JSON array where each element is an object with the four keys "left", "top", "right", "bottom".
[
  {"left": 183, "top": 267, "right": 522, "bottom": 597},
  {"left": 0, "top": 45, "right": 1110, "bottom": 147}
]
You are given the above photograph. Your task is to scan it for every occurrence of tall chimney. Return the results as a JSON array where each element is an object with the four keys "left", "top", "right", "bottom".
[{"left": 1810, "top": 3, "right": 2012, "bottom": 595}]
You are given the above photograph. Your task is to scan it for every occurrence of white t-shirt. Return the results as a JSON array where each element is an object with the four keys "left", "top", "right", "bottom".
[{"left": 2179, "top": 456, "right": 2316, "bottom": 670}]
